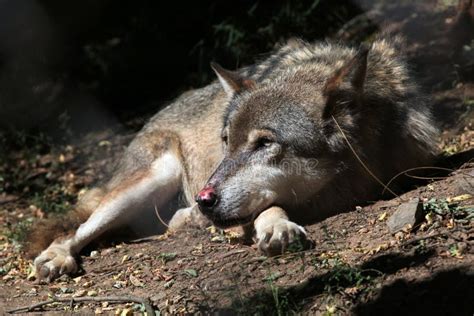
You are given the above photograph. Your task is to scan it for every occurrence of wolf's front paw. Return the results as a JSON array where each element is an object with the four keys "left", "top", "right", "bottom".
[
  {"left": 168, "top": 206, "right": 210, "bottom": 231},
  {"left": 34, "top": 245, "right": 77, "bottom": 282},
  {"left": 256, "top": 219, "right": 308, "bottom": 256}
]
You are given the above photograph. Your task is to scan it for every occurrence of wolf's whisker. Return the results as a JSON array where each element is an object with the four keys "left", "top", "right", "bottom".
[
  {"left": 154, "top": 204, "right": 169, "bottom": 228},
  {"left": 404, "top": 174, "right": 448, "bottom": 181},
  {"left": 291, "top": 188, "right": 298, "bottom": 204},
  {"left": 331, "top": 115, "right": 401, "bottom": 200},
  {"left": 382, "top": 166, "right": 459, "bottom": 195}
]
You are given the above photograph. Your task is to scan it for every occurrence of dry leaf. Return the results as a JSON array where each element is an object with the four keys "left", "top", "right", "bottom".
[
  {"left": 73, "top": 290, "right": 86, "bottom": 297},
  {"left": 87, "top": 290, "right": 98, "bottom": 296},
  {"left": 129, "top": 275, "right": 144, "bottom": 287},
  {"left": 449, "top": 194, "right": 472, "bottom": 202}
]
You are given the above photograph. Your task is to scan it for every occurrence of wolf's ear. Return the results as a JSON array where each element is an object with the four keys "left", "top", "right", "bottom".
[
  {"left": 211, "top": 62, "right": 256, "bottom": 97},
  {"left": 323, "top": 44, "right": 370, "bottom": 97}
]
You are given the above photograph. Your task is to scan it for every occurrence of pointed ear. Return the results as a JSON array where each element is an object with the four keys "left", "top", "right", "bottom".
[
  {"left": 211, "top": 62, "right": 256, "bottom": 97},
  {"left": 323, "top": 44, "right": 370, "bottom": 97}
]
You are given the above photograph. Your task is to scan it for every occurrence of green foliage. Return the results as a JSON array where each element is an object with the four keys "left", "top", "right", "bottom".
[
  {"left": 266, "top": 272, "right": 292, "bottom": 316},
  {"left": 312, "top": 254, "right": 381, "bottom": 298},
  {"left": 286, "top": 235, "right": 307, "bottom": 253},
  {"left": 448, "top": 244, "right": 461, "bottom": 257},
  {"left": 30, "top": 184, "right": 74, "bottom": 214},
  {"left": 208, "top": 0, "right": 352, "bottom": 71},
  {"left": 5, "top": 217, "right": 34, "bottom": 243},
  {"left": 73, "top": 0, "right": 361, "bottom": 116},
  {"left": 423, "top": 198, "right": 474, "bottom": 224},
  {"left": 184, "top": 268, "right": 198, "bottom": 278},
  {"left": 322, "top": 259, "right": 374, "bottom": 294},
  {"left": 229, "top": 271, "right": 299, "bottom": 315},
  {"left": 0, "top": 130, "right": 52, "bottom": 194},
  {"left": 463, "top": 98, "right": 474, "bottom": 107}
]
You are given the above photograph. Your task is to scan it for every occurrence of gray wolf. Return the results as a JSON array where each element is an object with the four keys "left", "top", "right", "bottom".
[{"left": 29, "top": 37, "right": 438, "bottom": 282}]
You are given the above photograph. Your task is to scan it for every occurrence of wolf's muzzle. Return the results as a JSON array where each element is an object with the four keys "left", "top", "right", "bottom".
[{"left": 195, "top": 186, "right": 218, "bottom": 214}]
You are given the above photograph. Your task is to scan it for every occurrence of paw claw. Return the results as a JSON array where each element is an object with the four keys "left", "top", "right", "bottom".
[
  {"left": 263, "top": 232, "right": 271, "bottom": 243},
  {"left": 257, "top": 219, "right": 308, "bottom": 256},
  {"left": 34, "top": 246, "right": 77, "bottom": 282}
]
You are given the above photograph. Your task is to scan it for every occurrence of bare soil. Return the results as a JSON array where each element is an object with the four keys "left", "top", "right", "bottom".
[{"left": 1, "top": 2, "right": 474, "bottom": 315}]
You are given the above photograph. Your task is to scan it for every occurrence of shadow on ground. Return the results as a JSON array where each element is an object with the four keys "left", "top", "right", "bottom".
[
  {"left": 353, "top": 267, "right": 474, "bottom": 316},
  {"left": 219, "top": 249, "right": 474, "bottom": 315}
]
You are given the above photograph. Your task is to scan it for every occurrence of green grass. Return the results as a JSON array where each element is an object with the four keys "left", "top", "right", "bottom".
[
  {"left": 266, "top": 272, "right": 294, "bottom": 316},
  {"left": 321, "top": 259, "right": 375, "bottom": 294},
  {"left": 227, "top": 269, "right": 300, "bottom": 315}
]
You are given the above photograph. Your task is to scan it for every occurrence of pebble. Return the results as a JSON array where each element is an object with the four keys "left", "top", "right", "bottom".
[
  {"left": 457, "top": 242, "right": 468, "bottom": 254},
  {"left": 151, "top": 292, "right": 167, "bottom": 303},
  {"left": 73, "top": 289, "right": 87, "bottom": 297}
]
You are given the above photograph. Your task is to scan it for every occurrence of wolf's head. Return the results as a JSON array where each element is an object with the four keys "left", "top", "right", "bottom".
[{"left": 196, "top": 45, "right": 371, "bottom": 227}]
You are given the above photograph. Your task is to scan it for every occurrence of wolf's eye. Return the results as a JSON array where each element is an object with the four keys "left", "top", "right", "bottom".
[
  {"left": 255, "top": 137, "right": 273, "bottom": 149},
  {"left": 221, "top": 127, "right": 229, "bottom": 148},
  {"left": 222, "top": 135, "right": 228, "bottom": 145}
]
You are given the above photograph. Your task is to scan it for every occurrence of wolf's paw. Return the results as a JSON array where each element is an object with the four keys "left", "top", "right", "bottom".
[
  {"left": 34, "top": 245, "right": 77, "bottom": 282},
  {"left": 256, "top": 219, "right": 308, "bottom": 256},
  {"left": 168, "top": 206, "right": 210, "bottom": 231}
]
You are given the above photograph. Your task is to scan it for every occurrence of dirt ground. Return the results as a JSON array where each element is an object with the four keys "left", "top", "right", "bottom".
[{"left": 1, "top": 2, "right": 474, "bottom": 315}]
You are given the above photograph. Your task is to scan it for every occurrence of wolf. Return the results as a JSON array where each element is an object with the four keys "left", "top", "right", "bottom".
[{"left": 30, "top": 37, "right": 438, "bottom": 282}]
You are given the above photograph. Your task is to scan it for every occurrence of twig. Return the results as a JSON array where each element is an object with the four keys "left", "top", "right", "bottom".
[
  {"left": 7, "top": 295, "right": 155, "bottom": 315},
  {"left": 130, "top": 235, "right": 168, "bottom": 243},
  {"left": 217, "top": 249, "right": 248, "bottom": 259},
  {"left": 401, "top": 220, "right": 474, "bottom": 248},
  {"left": 400, "top": 232, "right": 447, "bottom": 247}
]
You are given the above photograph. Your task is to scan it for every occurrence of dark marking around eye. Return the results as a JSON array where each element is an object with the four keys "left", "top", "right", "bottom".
[
  {"left": 221, "top": 129, "right": 228, "bottom": 145},
  {"left": 255, "top": 137, "right": 273, "bottom": 149}
]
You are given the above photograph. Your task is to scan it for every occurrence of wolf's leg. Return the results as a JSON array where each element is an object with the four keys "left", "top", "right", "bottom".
[
  {"left": 254, "top": 206, "right": 307, "bottom": 256},
  {"left": 34, "top": 150, "right": 183, "bottom": 282}
]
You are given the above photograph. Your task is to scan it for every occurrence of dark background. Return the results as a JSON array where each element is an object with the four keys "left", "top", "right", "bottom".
[{"left": 0, "top": 0, "right": 363, "bottom": 137}]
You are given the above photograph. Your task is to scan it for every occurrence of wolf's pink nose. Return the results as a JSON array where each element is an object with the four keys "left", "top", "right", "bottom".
[{"left": 195, "top": 186, "right": 218, "bottom": 209}]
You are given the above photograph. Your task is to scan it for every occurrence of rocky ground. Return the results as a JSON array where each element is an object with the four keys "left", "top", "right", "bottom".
[{"left": 1, "top": 1, "right": 474, "bottom": 315}]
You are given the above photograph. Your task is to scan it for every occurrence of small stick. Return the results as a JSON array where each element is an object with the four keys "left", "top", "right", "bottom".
[
  {"left": 7, "top": 295, "right": 155, "bottom": 315},
  {"left": 400, "top": 232, "right": 446, "bottom": 247},
  {"left": 402, "top": 226, "right": 474, "bottom": 247}
]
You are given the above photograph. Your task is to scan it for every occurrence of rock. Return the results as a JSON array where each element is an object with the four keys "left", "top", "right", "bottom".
[
  {"left": 453, "top": 170, "right": 474, "bottom": 195},
  {"left": 387, "top": 198, "right": 423, "bottom": 234}
]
